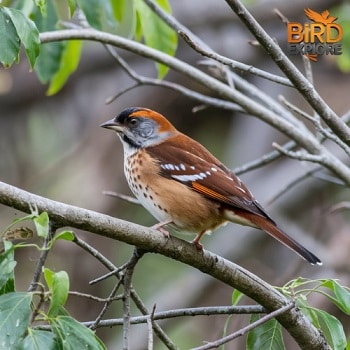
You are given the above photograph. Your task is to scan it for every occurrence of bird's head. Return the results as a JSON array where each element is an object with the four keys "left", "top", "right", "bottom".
[{"left": 100, "top": 107, "right": 177, "bottom": 149}]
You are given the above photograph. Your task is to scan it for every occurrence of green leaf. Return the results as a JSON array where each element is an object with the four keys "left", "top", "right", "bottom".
[
  {"left": 77, "top": 0, "right": 118, "bottom": 33},
  {"left": 44, "top": 267, "right": 54, "bottom": 289},
  {"left": 67, "top": 0, "right": 76, "bottom": 18},
  {"left": 0, "top": 292, "right": 32, "bottom": 349},
  {"left": 33, "top": 212, "right": 49, "bottom": 239},
  {"left": 110, "top": 0, "right": 135, "bottom": 37},
  {"left": 51, "top": 316, "right": 106, "bottom": 350},
  {"left": 0, "top": 7, "right": 20, "bottom": 68},
  {"left": 297, "top": 298, "right": 320, "bottom": 328},
  {"left": 0, "top": 242, "right": 16, "bottom": 295},
  {"left": 232, "top": 289, "right": 243, "bottom": 306},
  {"left": 44, "top": 269, "right": 70, "bottom": 317},
  {"left": 1, "top": 7, "right": 40, "bottom": 68},
  {"left": 33, "top": 0, "right": 64, "bottom": 83},
  {"left": 111, "top": 0, "right": 125, "bottom": 22},
  {"left": 47, "top": 39, "right": 82, "bottom": 95},
  {"left": 313, "top": 309, "right": 346, "bottom": 350},
  {"left": 246, "top": 314, "right": 285, "bottom": 350},
  {"left": 52, "top": 230, "right": 75, "bottom": 243},
  {"left": 20, "top": 329, "right": 57, "bottom": 350},
  {"left": 134, "top": 0, "right": 177, "bottom": 78},
  {"left": 321, "top": 279, "right": 350, "bottom": 315}
]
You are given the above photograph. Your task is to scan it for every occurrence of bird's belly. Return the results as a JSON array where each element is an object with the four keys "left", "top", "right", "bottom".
[
  {"left": 124, "top": 152, "right": 224, "bottom": 234},
  {"left": 130, "top": 178, "right": 224, "bottom": 234}
]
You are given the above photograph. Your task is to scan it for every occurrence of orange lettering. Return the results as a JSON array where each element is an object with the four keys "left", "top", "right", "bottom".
[
  {"left": 310, "top": 24, "right": 325, "bottom": 43},
  {"left": 288, "top": 23, "right": 303, "bottom": 43},
  {"left": 326, "top": 24, "right": 343, "bottom": 43}
]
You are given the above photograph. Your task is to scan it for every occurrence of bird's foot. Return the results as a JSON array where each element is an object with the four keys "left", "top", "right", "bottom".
[
  {"left": 151, "top": 220, "right": 172, "bottom": 238},
  {"left": 191, "top": 230, "right": 205, "bottom": 251},
  {"left": 191, "top": 239, "right": 203, "bottom": 251}
]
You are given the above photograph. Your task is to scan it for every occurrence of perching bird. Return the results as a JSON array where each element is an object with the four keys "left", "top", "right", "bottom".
[{"left": 101, "top": 107, "right": 321, "bottom": 265}]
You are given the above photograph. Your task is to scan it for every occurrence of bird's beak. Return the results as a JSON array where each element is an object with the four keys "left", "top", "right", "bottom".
[{"left": 100, "top": 119, "right": 124, "bottom": 133}]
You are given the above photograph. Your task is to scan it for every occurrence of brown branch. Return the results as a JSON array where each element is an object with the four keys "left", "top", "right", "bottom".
[{"left": 0, "top": 181, "right": 328, "bottom": 349}]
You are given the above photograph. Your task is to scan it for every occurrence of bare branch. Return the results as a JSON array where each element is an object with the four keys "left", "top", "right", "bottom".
[
  {"left": 104, "top": 46, "right": 244, "bottom": 112},
  {"left": 179, "top": 31, "right": 293, "bottom": 87},
  {"left": 233, "top": 140, "right": 296, "bottom": 175},
  {"left": 122, "top": 248, "right": 145, "bottom": 350},
  {"left": 38, "top": 304, "right": 266, "bottom": 329},
  {"left": 68, "top": 291, "right": 123, "bottom": 303},
  {"left": 147, "top": 304, "right": 157, "bottom": 350},
  {"left": 27, "top": 223, "right": 56, "bottom": 292},
  {"left": 0, "top": 181, "right": 328, "bottom": 349},
  {"left": 73, "top": 234, "right": 177, "bottom": 349},
  {"left": 278, "top": 97, "right": 350, "bottom": 157},
  {"left": 144, "top": 0, "right": 292, "bottom": 87},
  {"left": 224, "top": 0, "right": 350, "bottom": 145},
  {"left": 193, "top": 303, "right": 295, "bottom": 350},
  {"left": 90, "top": 278, "right": 123, "bottom": 331},
  {"left": 89, "top": 261, "right": 132, "bottom": 285},
  {"left": 273, "top": 142, "right": 326, "bottom": 163}
]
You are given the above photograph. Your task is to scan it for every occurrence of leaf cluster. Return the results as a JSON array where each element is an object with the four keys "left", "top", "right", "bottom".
[
  {"left": 0, "top": 0, "right": 177, "bottom": 94},
  {"left": 0, "top": 212, "right": 105, "bottom": 350}
]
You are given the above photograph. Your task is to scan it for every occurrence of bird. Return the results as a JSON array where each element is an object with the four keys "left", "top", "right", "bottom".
[{"left": 100, "top": 107, "right": 322, "bottom": 265}]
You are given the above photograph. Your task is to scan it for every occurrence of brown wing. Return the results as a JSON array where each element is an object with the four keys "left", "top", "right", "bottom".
[{"left": 147, "top": 133, "right": 273, "bottom": 221}]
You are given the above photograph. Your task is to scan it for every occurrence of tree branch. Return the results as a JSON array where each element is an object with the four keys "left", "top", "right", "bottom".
[
  {"left": 38, "top": 29, "right": 350, "bottom": 185},
  {"left": 193, "top": 303, "right": 295, "bottom": 350},
  {"left": 0, "top": 181, "right": 328, "bottom": 349},
  {"left": 224, "top": 0, "right": 350, "bottom": 145}
]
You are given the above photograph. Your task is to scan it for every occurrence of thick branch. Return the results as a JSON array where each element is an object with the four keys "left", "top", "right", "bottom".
[{"left": 0, "top": 181, "right": 328, "bottom": 349}]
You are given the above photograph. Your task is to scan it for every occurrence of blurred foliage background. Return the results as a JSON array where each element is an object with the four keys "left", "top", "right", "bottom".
[{"left": 1, "top": 0, "right": 350, "bottom": 348}]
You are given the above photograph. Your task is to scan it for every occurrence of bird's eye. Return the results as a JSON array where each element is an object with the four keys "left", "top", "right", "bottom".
[{"left": 128, "top": 118, "right": 138, "bottom": 126}]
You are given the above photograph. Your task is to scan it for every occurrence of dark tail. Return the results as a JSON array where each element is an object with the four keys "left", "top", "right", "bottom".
[{"left": 243, "top": 213, "right": 322, "bottom": 265}]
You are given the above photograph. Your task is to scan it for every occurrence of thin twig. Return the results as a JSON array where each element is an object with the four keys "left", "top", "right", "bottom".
[
  {"left": 68, "top": 291, "right": 123, "bottom": 302},
  {"left": 272, "top": 142, "right": 325, "bottom": 164},
  {"left": 90, "top": 279, "right": 123, "bottom": 331},
  {"left": 35, "top": 305, "right": 266, "bottom": 329},
  {"left": 28, "top": 223, "right": 56, "bottom": 292},
  {"left": 89, "top": 261, "right": 133, "bottom": 285},
  {"left": 280, "top": 95, "right": 350, "bottom": 157},
  {"left": 148, "top": 304, "right": 157, "bottom": 350},
  {"left": 123, "top": 248, "right": 145, "bottom": 350},
  {"left": 104, "top": 45, "right": 244, "bottom": 112},
  {"left": 179, "top": 31, "right": 293, "bottom": 87},
  {"left": 233, "top": 140, "right": 296, "bottom": 176},
  {"left": 192, "top": 303, "right": 295, "bottom": 350},
  {"left": 73, "top": 235, "right": 177, "bottom": 350},
  {"left": 103, "top": 190, "right": 140, "bottom": 205},
  {"left": 30, "top": 284, "right": 46, "bottom": 323},
  {"left": 199, "top": 60, "right": 299, "bottom": 126}
]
